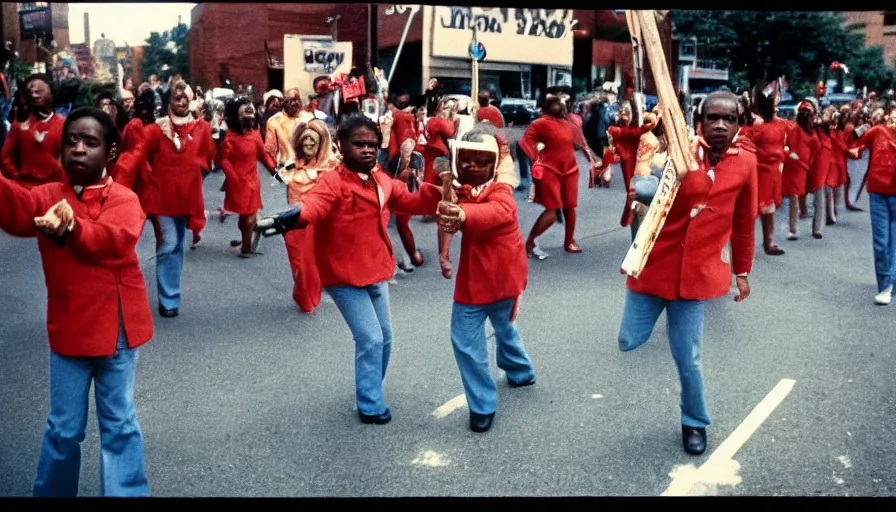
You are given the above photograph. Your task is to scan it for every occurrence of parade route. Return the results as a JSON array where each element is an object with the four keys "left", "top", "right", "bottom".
[
  {"left": 1, "top": 145, "right": 894, "bottom": 497},
  {"left": 662, "top": 378, "right": 796, "bottom": 496}
]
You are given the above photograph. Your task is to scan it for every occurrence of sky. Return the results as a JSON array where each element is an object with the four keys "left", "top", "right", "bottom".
[{"left": 67, "top": 3, "right": 197, "bottom": 48}]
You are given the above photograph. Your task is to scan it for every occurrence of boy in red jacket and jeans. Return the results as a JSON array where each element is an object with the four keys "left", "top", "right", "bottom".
[
  {"left": 0, "top": 107, "right": 153, "bottom": 496},
  {"left": 437, "top": 124, "right": 536, "bottom": 433}
]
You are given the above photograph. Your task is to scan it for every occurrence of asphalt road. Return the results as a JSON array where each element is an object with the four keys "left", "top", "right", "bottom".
[{"left": 0, "top": 132, "right": 894, "bottom": 497}]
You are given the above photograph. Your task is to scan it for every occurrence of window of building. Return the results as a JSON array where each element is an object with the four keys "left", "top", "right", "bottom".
[
  {"left": 17, "top": 2, "right": 49, "bottom": 12},
  {"left": 884, "top": 12, "right": 896, "bottom": 26}
]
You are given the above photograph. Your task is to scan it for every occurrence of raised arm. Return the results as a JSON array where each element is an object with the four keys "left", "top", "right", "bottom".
[{"left": 0, "top": 172, "right": 41, "bottom": 237}]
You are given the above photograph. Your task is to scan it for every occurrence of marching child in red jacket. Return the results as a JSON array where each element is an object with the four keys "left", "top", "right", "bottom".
[
  {"left": 257, "top": 114, "right": 442, "bottom": 424},
  {"left": 436, "top": 125, "right": 535, "bottom": 433},
  {"left": 219, "top": 96, "right": 278, "bottom": 257},
  {"left": 0, "top": 107, "right": 153, "bottom": 496},
  {"left": 617, "top": 90, "right": 757, "bottom": 456}
]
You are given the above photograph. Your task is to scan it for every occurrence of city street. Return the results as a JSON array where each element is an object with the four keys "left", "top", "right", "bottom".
[{"left": 0, "top": 134, "right": 894, "bottom": 497}]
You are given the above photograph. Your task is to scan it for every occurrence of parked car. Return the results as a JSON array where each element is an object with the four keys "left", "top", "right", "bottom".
[
  {"left": 500, "top": 98, "right": 536, "bottom": 126},
  {"left": 776, "top": 101, "right": 799, "bottom": 120}
]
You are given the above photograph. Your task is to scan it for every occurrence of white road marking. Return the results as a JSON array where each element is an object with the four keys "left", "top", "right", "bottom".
[
  {"left": 662, "top": 378, "right": 796, "bottom": 496},
  {"left": 591, "top": 394, "right": 604, "bottom": 399},
  {"left": 411, "top": 450, "right": 449, "bottom": 468},
  {"left": 432, "top": 394, "right": 467, "bottom": 419},
  {"left": 837, "top": 455, "right": 852, "bottom": 469}
]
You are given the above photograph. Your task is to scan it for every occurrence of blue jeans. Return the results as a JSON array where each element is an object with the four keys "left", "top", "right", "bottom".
[
  {"left": 377, "top": 148, "right": 389, "bottom": 168},
  {"left": 869, "top": 193, "right": 896, "bottom": 292},
  {"left": 630, "top": 175, "right": 659, "bottom": 242},
  {"left": 617, "top": 288, "right": 710, "bottom": 429},
  {"left": 450, "top": 299, "right": 535, "bottom": 415},
  {"left": 325, "top": 281, "right": 393, "bottom": 416},
  {"left": 34, "top": 322, "right": 149, "bottom": 497},
  {"left": 156, "top": 215, "right": 188, "bottom": 310}
]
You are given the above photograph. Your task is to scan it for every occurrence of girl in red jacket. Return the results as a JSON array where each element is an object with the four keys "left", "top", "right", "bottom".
[
  {"left": 519, "top": 87, "right": 599, "bottom": 258},
  {"left": 781, "top": 101, "right": 819, "bottom": 240},
  {"left": 617, "top": 90, "right": 758, "bottom": 456},
  {"left": 1, "top": 73, "right": 67, "bottom": 188},
  {"left": 436, "top": 125, "right": 535, "bottom": 433},
  {"left": 747, "top": 82, "right": 790, "bottom": 255},
  {"left": 257, "top": 114, "right": 442, "bottom": 424},
  {"left": 0, "top": 107, "right": 152, "bottom": 496},
  {"left": 220, "top": 96, "right": 278, "bottom": 257},
  {"left": 809, "top": 109, "right": 834, "bottom": 239}
]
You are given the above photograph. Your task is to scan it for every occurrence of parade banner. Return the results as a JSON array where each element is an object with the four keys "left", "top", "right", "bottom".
[
  {"left": 431, "top": 7, "right": 575, "bottom": 67},
  {"left": 283, "top": 35, "right": 352, "bottom": 100}
]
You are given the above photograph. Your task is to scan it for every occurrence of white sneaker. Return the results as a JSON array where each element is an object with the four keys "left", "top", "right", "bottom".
[{"left": 875, "top": 285, "right": 893, "bottom": 305}]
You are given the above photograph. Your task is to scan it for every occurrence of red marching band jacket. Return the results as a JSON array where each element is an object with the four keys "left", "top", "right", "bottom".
[
  {"left": 453, "top": 183, "right": 528, "bottom": 305},
  {"left": 0, "top": 176, "right": 153, "bottom": 357},
  {"left": 627, "top": 137, "right": 759, "bottom": 301},
  {"left": 296, "top": 165, "right": 442, "bottom": 288}
]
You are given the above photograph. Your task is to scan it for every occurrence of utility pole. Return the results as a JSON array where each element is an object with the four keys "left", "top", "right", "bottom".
[{"left": 326, "top": 14, "right": 342, "bottom": 42}]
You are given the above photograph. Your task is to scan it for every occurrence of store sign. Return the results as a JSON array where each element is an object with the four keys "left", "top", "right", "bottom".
[
  {"left": 284, "top": 35, "right": 353, "bottom": 99},
  {"left": 303, "top": 40, "right": 347, "bottom": 73},
  {"left": 431, "top": 7, "right": 576, "bottom": 67}
]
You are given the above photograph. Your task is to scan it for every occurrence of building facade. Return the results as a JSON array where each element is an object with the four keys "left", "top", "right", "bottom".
[
  {"left": 1, "top": 2, "right": 70, "bottom": 66},
  {"left": 188, "top": 3, "right": 370, "bottom": 96},
  {"left": 188, "top": 4, "right": 678, "bottom": 105},
  {"left": 379, "top": 6, "right": 678, "bottom": 104},
  {"left": 841, "top": 11, "right": 896, "bottom": 67}
]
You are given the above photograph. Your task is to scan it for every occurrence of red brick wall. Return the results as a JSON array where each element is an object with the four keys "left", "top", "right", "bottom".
[
  {"left": 590, "top": 14, "right": 678, "bottom": 97},
  {"left": 377, "top": 5, "right": 423, "bottom": 49},
  {"left": 189, "top": 3, "right": 370, "bottom": 92}
]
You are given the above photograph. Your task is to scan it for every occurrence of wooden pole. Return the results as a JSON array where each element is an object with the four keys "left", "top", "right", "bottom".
[
  {"left": 625, "top": 10, "right": 644, "bottom": 127},
  {"left": 620, "top": 10, "right": 697, "bottom": 279}
]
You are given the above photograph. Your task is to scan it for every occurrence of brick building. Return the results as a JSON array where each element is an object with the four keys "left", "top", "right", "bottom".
[
  {"left": 188, "top": 4, "right": 677, "bottom": 102},
  {"left": 841, "top": 11, "right": 896, "bottom": 67},
  {"left": 188, "top": 3, "right": 372, "bottom": 94},
  {"left": 1, "top": 2, "right": 70, "bottom": 66}
]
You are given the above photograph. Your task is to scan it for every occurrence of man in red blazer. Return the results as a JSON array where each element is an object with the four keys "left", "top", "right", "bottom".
[
  {"left": 436, "top": 125, "right": 534, "bottom": 433},
  {"left": 617, "top": 89, "right": 758, "bottom": 456},
  {"left": 0, "top": 107, "right": 153, "bottom": 496}
]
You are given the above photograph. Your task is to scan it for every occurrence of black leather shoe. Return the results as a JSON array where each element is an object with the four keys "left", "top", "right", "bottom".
[
  {"left": 682, "top": 426, "right": 707, "bottom": 455},
  {"left": 158, "top": 305, "right": 178, "bottom": 318},
  {"left": 470, "top": 412, "right": 495, "bottom": 433},
  {"left": 359, "top": 408, "right": 391, "bottom": 425},
  {"left": 508, "top": 377, "right": 536, "bottom": 388}
]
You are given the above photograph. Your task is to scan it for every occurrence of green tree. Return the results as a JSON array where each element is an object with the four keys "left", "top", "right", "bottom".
[
  {"left": 141, "top": 22, "right": 190, "bottom": 83},
  {"left": 670, "top": 10, "right": 894, "bottom": 97}
]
